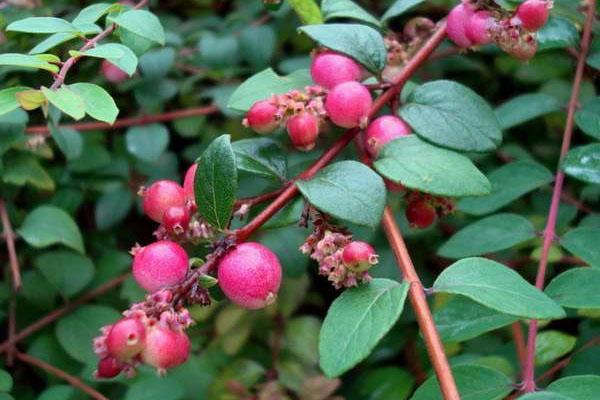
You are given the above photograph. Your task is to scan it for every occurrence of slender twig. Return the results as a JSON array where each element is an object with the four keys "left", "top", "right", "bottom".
[
  {"left": 0, "top": 199, "right": 21, "bottom": 291},
  {"left": 16, "top": 352, "right": 109, "bottom": 400},
  {"left": 520, "top": 0, "right": 596, "bottom": 392},
  {"left": 235, "top": 188, "right": 286, "bottom": 210}
]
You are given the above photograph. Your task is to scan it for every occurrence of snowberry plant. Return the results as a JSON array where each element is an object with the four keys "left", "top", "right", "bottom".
[{"left": 0, "top": 0, "right": 598, "bottom": 399}]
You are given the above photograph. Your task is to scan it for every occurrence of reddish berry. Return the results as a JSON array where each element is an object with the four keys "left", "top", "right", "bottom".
[
  {"left": 142, "top": 180, "right": 186, "bottom": 223},
  {"left": 101, "top": 60, "right": 129, "bottom": 83},
  {"left": 365, "top": 115, "right": 411, "bottom": 158},
  {"left": 447, "top": 3, "right": 475, "bottom": 48},
  {"left": 466, "top": 11, "right": 493, "bottom": 45},
  {"left": 132, "top": 240, "right": 189, "bottom": 292},
  {"left": 218, "top": 242, "right": 282, "bottom": 309},
  {"left": 183, "top": 164, "right": 197, "bottom": 203},
  {"left": 163, "top": 206, "right": 190, "bottom": 234},
  {"left": 245, "top": 100, "right": 279, "bottom": 134},
  {"left": 95, "top": 357, "right": 123, "bottom": 379},
  {"left": 342, "top": 241, "right": 378, "bottom": 272},
  {"left": 516, "top": 0, "right": 550, "bottom": 31},
  {"left": 141, "top": 326, "right": 190, "bottom": 371},
  {"left": 385, "top": 180, "right": 405, "bottom": 193},
  {"left": 106, "top": 318, "right": 146, "bottom": 361},
  {"left": 287, "top": 113, "right": 320, "bottom": 151},
  {"left": 310, "top": 50, "right": 362, "bottom": 90},
  {"left": 325, "top": 81, "right": 373, "bottom": 128},
  {"left": 406, "top": 199, "right": 437, "bottom": 229}
]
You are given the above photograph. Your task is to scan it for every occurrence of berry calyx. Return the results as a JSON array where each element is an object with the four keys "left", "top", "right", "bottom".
[
  {"left": 142, "top": 180, "right": 187, "bottom": 223},
  {"left": 132, "top": 240, "right": 189, "bottom": 292},
  {"left": 310, "top": 50, "right": 362, "bottom": 90},
  {"left": 106, "top": 317, "right": 146, "bottom": 361},
  {"left": 217, "top": 242, "right": 282, "bottom": 309},
  {"left": 141, "top": 326, "right": 191, "bottom": 371},
  {"left": 447, "top": 3, "right": 475, "bottom": 48},
  {"left": 286, "top": 113, "right": 320, "bottom": 151},
  {"left": 516, "top": 0, "right": 551, "bottom": 31},
  {"left": 101, "top": 60, "right": 129, "bottom": 83},
  {"left": 342, "top": 241, "right": 378, "bottom": 272},
  {"left": 244, "top": 100, "right": 279, "bottom": 134},
  {"left": 325, "top": 81, "right": 373, "bottom": 128},
  {"left": 406, "top": 199, "right": 437, "bottom": 229},
  {"left": 365, "top": 115, "right": 411, "bottom": 158},
  {"left": 163, "top": 206, "right": 190, "bottom": 235},
  {"left": 466, "top": 11, "right": 493, "bottom": 45},
  {"left": 95, "top": 357, "right": 123, "bottom": 379},
  {"left": 183, "top": 163, "right": 197, "bottom": 203}
]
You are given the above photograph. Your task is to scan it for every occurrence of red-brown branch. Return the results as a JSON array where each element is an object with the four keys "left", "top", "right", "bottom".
[
  {"left": 521, "top": 0, "right": 596, "bottom": 392},
  {"left": 0, "top": 199, "right": 21, "bottom": 290},
  {"left": 16, "top": 352, "right": 109, "bottom": 400}
]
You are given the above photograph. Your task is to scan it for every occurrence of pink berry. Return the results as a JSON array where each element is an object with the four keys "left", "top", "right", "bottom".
[
  {"left": 218, "top": 242, "right": 282, "bottom": 309},
  {"left": 96, "top": 357, "right": 123, "bottom": 379},
  {"left": 132, "top": 240, "right": 189, "bottom": 292},
  {"left": 287, "top": 113, "right": 320, "bottom": 151},
  {"left": 101, "top": 60, "right": 129, "bottom": 83},
  {"left": 310, "top": 50, "right": 362, "bottom": 89},
  {"left": 466, "top": 11, "right": 493, "bottom": 45},
  {"left": 447, "top": 3, "right": 475, "bottom": 48},
  {"left": 245, "top": 100, "right": 279, "bottom": 134},
  {"left": 406, "top": 199, "right": 437, "bottom": 229},
  {"left": 325, "top": 81, "right": 373, "bottom": 128},
  {"left": 163, "top": 206, "right": 190, "bottom": 234},
  {"left": 106, "top": 318, "right": 146, "bottom": 361},
  {"left": 142, "top": 180, "right": 186, "bottom": 223},
  {"left": 141, "top": 326, "right": 190, "bottom": 370},
  {"left": 365, "top": 115, "right": 411, "bottom": 158},
  {"left": 516, "top": 0, "right": 550, "bottom": 31},
  {"left": 342, "top": 241, "right": 378, "bottom": 272},
  {"left": 183, "top": 164, "right": 197, "bottom": 203}
]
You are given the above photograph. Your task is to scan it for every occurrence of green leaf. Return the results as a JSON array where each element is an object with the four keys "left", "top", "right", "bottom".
[
  {"left": 110, "top": 10, "right": 165, "bottom": 45},
  {"left": 0, "top": 370, "right": 13, "bottom": 392},
  {"left": 374, "top": 135, "right": 490, "bottom": 197},
  {"left": 125, "top": 376, "right": 185, "bottom": 400},
  {"left": 518, "top": 393, "right": 573, "bottom": 400},
  {"left": 296, "top": 160, "right": 386, "bottom": 228},
  {"left": 575, "top": 97, "right": 600, "bottom": 140},
  {"left": 2, "top": 152, "right": 54, "bottom": 191},
  {"left": 561, "top": 144, "right": 600, "bottom": 184},
  {"left": 232, "top": 137, "right": 287, "bottom": 180},
  {"left": 76, "top": 43, "right": 138, "bottom": 76},
  {"left": 495, "top": 93, "right": 562, "bottom": 130},
  {"left": 400, "top": 80, "right": 502, "bottom": 152},
  {"left": 433, "top": 258, "right": 566, "bottom": 319},
  {"left": 535, "top": 330, "right": 577, "bottom": 366},
  {"left": 545, "top": 268, "right": 600, "bottom": 309},
  {"left": 6, "top": 17, "right": 75, "bottom": 34},
  {"left": 322, "top": 0, "right": 380, "bottom": 26},
  {"left": 239, "top": 26, "right": 276, "bottom": 69},
  {"left": 588, "top": 53, "right": 600, "bottom": 70},
  {"left": 560, "top": 227, "right": 600, "bottom": 267},
  {"left": 48, "top": 125, "right": 83, "bottom": 160},
  {"left": 0, "top": 54, "right": 59, "bottom": 73},
  {"left": 381, "top": 0, "right": 424, "bottom": 22},
  {"left": 198, "top": 33, "right": 240, "bottom": 69},
  {"left": 17, "top": 205, "right": 84, "bottom": 253},
  {"left": 196, "top": 135, "right": 238, "bottom": 229},
  {"left": 73, "top": 3, "right": 117, "bottom": 24},
  {"left": 411, "top": 364, "right": 512, "bottom": 400},
  {"left": 41, "top": 87, "right": 86, "bottom": 120},
  {"left": 298, "top": 23, "right": 387, "bottom": 73},
  {"left": 288, "top": 0, "right": 324, "bottom": 24},
  {"left": 69, "top": 82, "right": 119, "bottom": 124},
  {"left": 0, "top": 87, "right": 30, "bottom": 117},
  {"left": 227, "top": 68, "right": 312, "bottom": 112},
  {"left": 434, "top": 296, "right": 518, "bottom": 342},
  {"left": 139, "top": 47, "right": 175, "bottom": 78},
  {"left": 0, "top": 109, "right": 27, "bottom": 155},
  {"left": 438, "top": 213, "right": 536, "bottom": 259},
  {"left": 284, "top": 316, "right": 321, "bottom": 365},
  {"left": 95, "top": 188, "right": 133, "bottom": 230},
  {"left": 458, "top": 160, "right": 554, "bottom": 215},
  {"left": 537, "top": 17, "right": 578, "bottom": 51},
  {"left": 34, "top": 251, "right": 94, "bottom": 298},
  {"left": 547, "top": 375, "right": 600, "bottom": 400},
  {"left": 353, "top": 367, "right": 414, "bottom": 400},
  {"left": 29, "top": 32, "right": 79, "bottom": 55},
  {"left": 125, "top": 124, "right": 169, "bottom": 162},
  {"left": 319, "top": 279, "right": 409, "bottom": 377}
]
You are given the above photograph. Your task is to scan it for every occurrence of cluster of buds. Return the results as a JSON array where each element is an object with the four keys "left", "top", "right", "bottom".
[{"left": 405, "top": 191, "right": 455, "bottom": 229}]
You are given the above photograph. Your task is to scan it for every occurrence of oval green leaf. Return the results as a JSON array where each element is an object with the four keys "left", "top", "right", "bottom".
[
  {"left": 545, "top": 268, "right": 600, "bottom": 309},
  {"left": 561, "top": 144, "right": 600, "bottom": 184},
  {"left": 17, "top": 205, "right": 84, "bottom": 253},
  {"left": 560, "top": 227, "right": 600, "bottom": 267}
]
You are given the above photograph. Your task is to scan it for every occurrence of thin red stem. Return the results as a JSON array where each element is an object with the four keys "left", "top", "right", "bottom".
[
  {"left": 536, "top": 337, "right": 600, "bottom": 383},
  {"left": 512, "top": 322, "right": 527, "bottom": 370},
  {"left": 0, "top": 199, "right": 21, "bottom": 291}
]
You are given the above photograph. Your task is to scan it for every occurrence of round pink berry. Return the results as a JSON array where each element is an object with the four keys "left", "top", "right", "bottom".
[
  {"left": 217, "top": 242, "right": 282, "bottom": 309},
  {"left": 365, "top": 115, "right": 411, "bottom": 158},
  {"left": 245, "top": 100, "right": 279, "bottom": 134},
  {"left": 183, "top": 163, "right": 197, "bottom": 203},
  {"left": 516, "top": 0, "right": 550, "bottom": 31},
  {"left": 142, "top": 180, "right": 187, "bottom": 223},
  {"left": 141, "top": 326, "right": 190, "bottom": 370},
  {"left": 101, "top": 60, "right": 129, "bottom": 83},
  {"left": 466, "top": 11, "right": 493, "bottom": 45},
  {"left": 106, "top": 318, "right": 146, "bottom": 361},
  {"left": 132, "top": 240, "right": 189, "bottom": 292},
  {"left": 342, "top": 241, "right": 378, "bottom": 272},
  {"left": 96, "top": 357, "right": 123, "bottom": 379},
  {"left": 447, "top": 3, "right": 475, "bottom": 48},
  {"left": 310, "top": 50, "right": 362, "bottom": 89},
  {"left": 325, "top": 81, "right": 373, "bottom": 128},
  {"left": 287, "top": 113, "right": 320, "bottom": 151},
  {"left": 163, "top": 206, "right": 190, "bottom": 235}
]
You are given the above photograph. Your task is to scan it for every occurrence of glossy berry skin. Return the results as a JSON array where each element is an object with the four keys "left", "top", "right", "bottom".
[
  {"left": 447, "top": 3, "right": 475, "bottom": 48},
  {"left": 287, "top": 113, "right": 320, "bottom": 151},
  {"left": 310, "top": 50, "right": 362, "bottom": 90},
  {"left": 218, "top": 242, "right": 282, "bottom": 309},
  {"left": 466, "top": 11, "right": 493, "bottom": 45},
  {"left": 325, "top": 81, "right": 373, "bottom": 128},
  {"left": 141, "top": 326, "right": 190, "bottom": 370},
  {"left": 406, "top": 199, "right": 437, "bottom": 229},
  {"left": 101, "top": 60, "right": 129, "bottom": 83},
  {"left": 132, "top": 241, "right": 189, "bottom": 292},
  {"left": 342, "top": 241, "right": 377, "bottom": 272},
  {"left": 163, "top": 206, "right": 190, "bottom": 234},
  {"left": 516, "top": 0, "right": 550, "bottom": 31},
  {"left": 96, "top": 357, "right": 123, "bottom": 379},
  {"left": 365, "top": 115, "right": 411, "bottom": 158},
  {"left": 246, "top": 100, "right": 279, "bottom": 134},
  {"left": 106, "top": 318, "right": 146, "bottom": 361},
  {"left": 183, "top": 164, "right": 197, "bottom": 203},
  {"left": 143, "top": 180, "right": 187, "bottom": 223}
]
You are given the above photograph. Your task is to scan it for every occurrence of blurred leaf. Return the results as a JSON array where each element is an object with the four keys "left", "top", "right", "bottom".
[
  {"left": 34, "top": 251, "right": 94, "bottom": 298},
  {"left": 110, "top": 10, "right": 165, "bottom": 45},
  {"left": 322, "top": 0, "right": 380, "bottom": 26},
  {"left": 547, "top": 375, "right": 600, "bottom": 400},
  {"left": 561, "top": 144, "right": 600, "bottom": 184},
  {"left": 49, "top": 125, "right": 83, "bottom": 160},
  {"left": 575, "top": 97, "right": 600, "bottom": 140},
  {"left": 125, "top": 375, "right": 185, "bottom": 400},
  {"left": 285, "top": 316, "right": 321, "bottom": 366},
  {"left": 232, "top": 137, "right": 287, "bottom": 180},
  {"left": 2, "top": 152, "right": 55, "bottom": 191},
  {"left": 495, "top": 93, "right": 561, "bottom": 130},
  {"left": 126, "top": 123, "right": 169, "bottom": 162},
  {"left": 587, "top": 52, "right": 600, "bottom": 70},
  {"left": 350, "top": 367, "right": 414, "bottom": 400},
  {"left": 288, "top": 0, "right": 324, "bottom": 24},
  {"left": 0, "top": 54, "right": 59, "bottom": 73},
  {"left": 537, "top": 17, "right": 578, "bottom": 51},
  {"left": 198, "top": 32, "right": 239, "bottom": 68},
  {"left": 560, "top": 227, "right": 600, "bottom": 267},
  {"left": 0, "top": 87, "right": 30, "bottom": 117},
  {"left": 546, "top": 268, "right": 600, "bottom": 309},
  {"left": 37, "top": 386, "right": 78, "bottom": 400},
  {"left": 139, "top": 47, "right": 175, "bottom": 78},
  {"left": 0, "top": 370, "right": 12, "bottom": 392},
  {"left": 208, "top": 359, "right": 265, "bottom": 400},
  {"left": 535, "top": 330, "right": 576, "bottom": 366},
  {"left": 18, "top": 205, "right": 84, "bottom": 253},
  {"left": 95, "top": 187, "right": 133, "bottom": 230},
  {"left": 240, "top": 26, "right": 276, "bottom": 69},
  {"left": 381, "top": 0, "right": 424, "bottom": 22}
]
